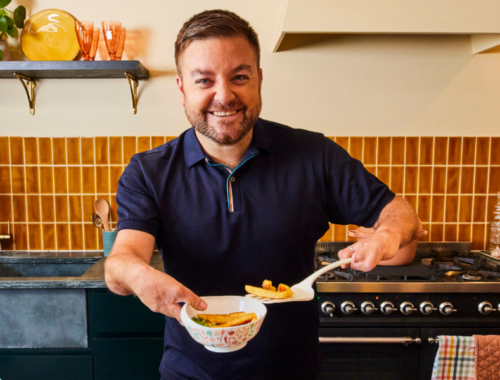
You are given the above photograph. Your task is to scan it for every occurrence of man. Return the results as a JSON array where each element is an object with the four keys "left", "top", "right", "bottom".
[{"left": 105, "top": 9, "right": 420, "bottom": 380}]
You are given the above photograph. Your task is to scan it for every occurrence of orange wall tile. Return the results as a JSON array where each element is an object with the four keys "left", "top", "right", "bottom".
[{"left": 1, "top": 136, "right": 499, "bottom": 251}]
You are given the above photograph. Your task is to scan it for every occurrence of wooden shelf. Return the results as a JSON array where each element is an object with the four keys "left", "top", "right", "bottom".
[
  {"left": 0, "top": 60, "right": 149, "bottom": 79},
  {"left": 0, "top": 61, "right": 149, "bottom": 115}
]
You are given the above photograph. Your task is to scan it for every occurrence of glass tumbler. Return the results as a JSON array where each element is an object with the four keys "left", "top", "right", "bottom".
[
  {"left": 75, "top": 21, "right": 94, "bottom": 61},
  {"left": 114, "top": 27, "right": 126, "bottom": 61},
  {"left": 88, "top": 28, "right": 100, "bottom": 61},
  {"left": 102, "top": 20, "right": 122, "bottom": 60}
]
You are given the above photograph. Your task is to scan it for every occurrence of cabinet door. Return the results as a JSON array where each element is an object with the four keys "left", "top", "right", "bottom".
[
  {"left": 93, "top": 338, "right": 164, "bottom": 380},
  {"left": 0, "top": 356, "right": 92, "bottom": 380},
  {"left": 88, "top": 290, "right": 165, "bottom": 334},
  {"left": 319, "top": 328, "right": 420, "bottom": 380}
]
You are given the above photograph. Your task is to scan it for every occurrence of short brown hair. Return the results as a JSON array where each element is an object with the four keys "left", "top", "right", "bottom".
[{"left": 174, "top": 9, "right": 260, "bottom": 75}]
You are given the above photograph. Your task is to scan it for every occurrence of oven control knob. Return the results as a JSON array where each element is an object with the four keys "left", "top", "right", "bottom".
[
  {"left": 321, "top": 302, "right": 336, "bottom": 317},
  {"left": 439, "top": 302, "right": 457, "bottom": 316},
  {"left": 361, "top": 301, "right": 378, "bottom": 315},
  {"left": 380, "top": 301, "right": 397, "bottom": 315},
  {"left": 341, "top": 301, "right": 357, "bottom": 315},
  {"left": 478, "top": 301, "right": 497, "bottom": 315},
  {"left": 400, "top": 302, "right": 417, "bottom": 316},
  {"left": 420, "top": 301, "right": 437, "bottom": 315}
]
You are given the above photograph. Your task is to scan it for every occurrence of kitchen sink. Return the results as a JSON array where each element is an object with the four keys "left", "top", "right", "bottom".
[{"left": 0, "top": 259, "right": 99, "bottom": 278}]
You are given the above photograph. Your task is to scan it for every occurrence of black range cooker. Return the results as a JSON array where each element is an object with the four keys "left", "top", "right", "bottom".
[{"left": 314, "top": 241, "right": 500, "bottom": 380}]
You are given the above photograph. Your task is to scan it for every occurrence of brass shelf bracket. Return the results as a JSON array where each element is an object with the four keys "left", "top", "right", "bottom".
[
  {"left": 13, "top": 72, "right": 37, "bottom": 116},
  {"left": 125, "top": 72, "right": 139, "bottom": 114}
]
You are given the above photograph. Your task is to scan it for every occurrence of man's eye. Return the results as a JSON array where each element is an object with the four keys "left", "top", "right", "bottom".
[
  {"left": 233, "top": 75, "right": 249, "bottom": 82},
  {"left": 196, "top": 79, "right": 211, "bottom": 85}
]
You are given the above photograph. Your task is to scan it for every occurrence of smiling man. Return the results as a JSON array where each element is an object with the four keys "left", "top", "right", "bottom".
[{"left": 105, "top": 9, "right": 420, "bottom": 380}]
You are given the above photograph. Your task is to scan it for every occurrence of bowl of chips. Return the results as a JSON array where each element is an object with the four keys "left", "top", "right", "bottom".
[{"left": 180, "top": 296, "right": 267, "bottom": 353}]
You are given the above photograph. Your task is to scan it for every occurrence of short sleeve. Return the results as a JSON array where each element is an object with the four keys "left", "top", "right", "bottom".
[
  {"left": 323, "top": 138, "right": 395, "bottom": 227},
  {"left": 116, "top": 155, "right": 160, "bottom": 237}
]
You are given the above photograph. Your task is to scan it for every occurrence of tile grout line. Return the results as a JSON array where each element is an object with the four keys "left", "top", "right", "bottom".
[
  {"left": 389, "top": 137, "right": 392, "bottom": 206},
  {"left": 484, "top": 137, "right": 492, "bottom": 250},
  {"left": 5, "top": 163, "right": 500, "bottom": 167},
  {"left": 108, "top": 137, "right": 112, "bottom": 227},
  {"left": 94, "top": 137, "right": 98, "bottom": 250},
  {"left": 80, "top": 137, "right": 85, "bottom": 250},
  {"left": 7, "top": 138, "right": 14, "bottom": 250},
  {"left": 429, "top": 137, "right": 435, "bottom": 241},
  {"left": 65, "top": 138, "right": 71, "bottom": 250},
  {"left": 456, "top": 137, "right": 464, "bottom": 242},
  {"left": 416, "top": 137, "right": 420, "bottom": 216},
  {"left": 442, "top": 137, "right": 450, "bottom": 241},
  {"left": 348, "top": 137, "right": 351, "bottom": 241},
  {"left": 51, "top": 137, "right": 58, "bottom": 251},
  {"left": 22, "top": 138, "right": 29, "bottom": 250},
  {"left": 36, "top": 138, "right": 43, "bottom": 250}
]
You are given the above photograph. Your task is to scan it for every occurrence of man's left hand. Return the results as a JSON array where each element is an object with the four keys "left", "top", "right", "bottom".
[{"left": 338, "top": 229, "right": 400, "bottom": 272}]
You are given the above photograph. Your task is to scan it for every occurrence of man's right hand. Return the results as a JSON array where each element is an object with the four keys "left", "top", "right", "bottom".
[
  {"left": 104, "top": 229, "right": 207, "bottom": 324},
  {"left": 133, "top": 266, "right": 207, "bottom": 323}
]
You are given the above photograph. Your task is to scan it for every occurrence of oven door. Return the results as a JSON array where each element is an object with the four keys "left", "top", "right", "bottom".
[
  {"left": 319, "top": 328, "right": 420, "bottom": 380},
  {"left": 420, "top": 327, "right": 500, "bottom": 380}
]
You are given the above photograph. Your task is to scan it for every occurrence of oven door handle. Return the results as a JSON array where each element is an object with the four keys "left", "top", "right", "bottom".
[{"left": 319, "top": 337, "right": 422, "bottom": 346}]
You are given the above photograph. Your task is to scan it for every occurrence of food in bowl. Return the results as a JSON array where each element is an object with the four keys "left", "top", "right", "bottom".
[
  {"left": 192, "top": 312, "right": 257, "bottom": 327},
  {"left": 245, "top": 280, "right": 293, "bottom": 299},
  {"left": 181, "top": 296, "right": 267, "bottom": 353}
]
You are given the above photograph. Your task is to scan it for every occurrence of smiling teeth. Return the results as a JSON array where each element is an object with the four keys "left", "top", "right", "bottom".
[{"left": 213, "top": 111, "right": 237, "bottom": 117}]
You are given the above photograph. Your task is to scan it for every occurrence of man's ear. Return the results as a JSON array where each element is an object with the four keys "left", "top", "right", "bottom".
[
  {"left": 258, "top": 68, "right": 263, "bottom": 92},
  {"left": 176, "top": 75, "right": 185, "bottom": 106}
]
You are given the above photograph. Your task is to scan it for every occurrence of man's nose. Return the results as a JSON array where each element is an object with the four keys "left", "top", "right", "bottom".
[{"left": 213, "top": 81, "right": 235, "bottom": 105}]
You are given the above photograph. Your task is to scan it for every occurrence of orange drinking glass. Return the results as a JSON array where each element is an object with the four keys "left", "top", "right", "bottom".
[
  {"left": 75, "top": 21, "right": 94, "bottom": 61},
  {"left": 114, "top": 27, "right": 126, "bottom": 61},
  {"left": 88, "top": 28, "right": 100, "bottom": 61},
  {"left": 102, "top": 20, "right": 122, "bottom": 60}
]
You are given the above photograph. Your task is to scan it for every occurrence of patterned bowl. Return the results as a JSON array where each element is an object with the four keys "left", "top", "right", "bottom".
[{"left": 181, "top": 296, "right": 267, "bottom": 353}]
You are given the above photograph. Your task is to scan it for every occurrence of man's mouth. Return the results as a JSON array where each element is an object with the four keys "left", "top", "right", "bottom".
[{"left": 207, "top": 110, "right": 241, "bottom": 117}]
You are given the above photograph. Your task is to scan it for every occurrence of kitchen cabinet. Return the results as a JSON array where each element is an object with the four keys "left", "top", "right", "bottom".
[
  {"left": 0, "top": 355, "right": 93, "bottom": 380},
  {"left": 88, "top": 289, "right": 165, "bottom": 379},
  {"left": 93, "top": 338, "right": 164, "bottom": 380},
  {"left": 318, "top": 328, "right": 420, "bottom": 380}
]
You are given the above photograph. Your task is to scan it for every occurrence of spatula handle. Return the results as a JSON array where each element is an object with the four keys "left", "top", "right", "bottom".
[{"left": 301, "top": 258, "right": 353, "bottom": 287}]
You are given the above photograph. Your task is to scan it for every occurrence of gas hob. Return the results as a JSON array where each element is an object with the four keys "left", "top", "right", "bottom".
[{"left": 314, "top": 242, "right": 500, "bottom": 319}]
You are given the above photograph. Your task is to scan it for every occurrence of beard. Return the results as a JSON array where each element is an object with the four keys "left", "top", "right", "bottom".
[{"left": 184, "top": 95, "right": 262, "bottom": 145}]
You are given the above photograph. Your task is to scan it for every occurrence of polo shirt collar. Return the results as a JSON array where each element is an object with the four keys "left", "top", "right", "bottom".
[{"left": 183, "top": 118, "right": 273, "bottom": 168}]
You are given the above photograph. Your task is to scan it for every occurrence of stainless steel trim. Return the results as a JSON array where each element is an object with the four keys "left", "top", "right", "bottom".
[
  {"left": 319, "top": 337, "right": 421, "bottom": 346},
  {"left": 316, "top": 282, "right": 500, "bottom": 293}
]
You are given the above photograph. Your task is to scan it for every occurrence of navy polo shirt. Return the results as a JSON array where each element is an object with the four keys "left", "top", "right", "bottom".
[{"left": 116, "top": 118, "right": 395, "bottom": 380}]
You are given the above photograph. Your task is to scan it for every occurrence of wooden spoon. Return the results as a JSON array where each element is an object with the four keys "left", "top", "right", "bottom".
[{"left": 94, "top": 198, "right": 111, "bottom": 232}]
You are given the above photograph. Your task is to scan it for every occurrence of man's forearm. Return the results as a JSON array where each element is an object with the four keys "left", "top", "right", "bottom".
[
  {"left": 372, "top": 196, "right": 420, "bottom": 249},
  {"left": 104, "top": 253, "right": 153, "bottom": 296}
]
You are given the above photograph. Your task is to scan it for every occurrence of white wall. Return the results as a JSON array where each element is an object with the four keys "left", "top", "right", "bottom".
[{"left": 1, "top": 0, "right": 499, "bottom": 136}]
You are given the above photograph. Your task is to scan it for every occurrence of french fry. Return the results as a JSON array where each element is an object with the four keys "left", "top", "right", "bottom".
[
  {"left": 262, "top": 280, "right": 276, "bottom": 291},
  {"left": 217, "top": 313, "right": 257, "bottom": 327},
  {"left": 277, "top": 283, "right": 294, "bottom": 298},
  {"left": 245, "top": 285, "right": 293, "bottom": 299},
  {"left": 196, "top": 312, "right": 249, "bottom": 324}
]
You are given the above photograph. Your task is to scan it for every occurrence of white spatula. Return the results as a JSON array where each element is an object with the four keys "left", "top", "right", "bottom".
[{"left": 245, "top": 258, "right": 353, "bottom": 304}]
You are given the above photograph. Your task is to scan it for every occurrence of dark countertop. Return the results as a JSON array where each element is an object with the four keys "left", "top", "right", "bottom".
[{"left": 0, "top": 251, "right": 164, "bottom": 289}]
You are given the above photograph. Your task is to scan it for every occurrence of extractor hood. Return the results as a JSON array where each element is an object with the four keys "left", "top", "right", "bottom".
[{"left": 274, "top": 0, "right": 500, "bottom": 54}]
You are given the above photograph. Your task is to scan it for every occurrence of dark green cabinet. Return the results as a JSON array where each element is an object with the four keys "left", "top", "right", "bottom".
[
  {"left": 88, "top": 290, "right": 165, "bottom": 334},
  {"left": 0, "top": 355, "right": 93, "bottom": 380},
  {"left": 88, "top": 289, "right": 166, "bottom": 379},
  {"left": 93, "top": 338, "right": 164, "bottom": 380}
]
